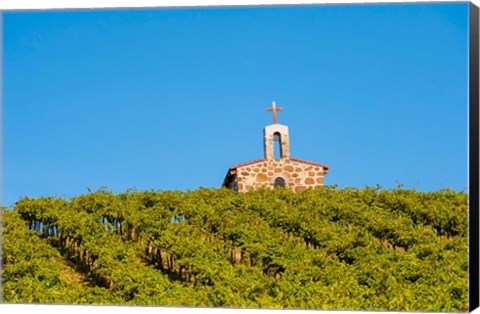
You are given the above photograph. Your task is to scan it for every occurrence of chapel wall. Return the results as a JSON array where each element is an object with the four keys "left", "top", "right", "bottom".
[{"left": 236, "top": 159, "right": 326, "bottom": 192}]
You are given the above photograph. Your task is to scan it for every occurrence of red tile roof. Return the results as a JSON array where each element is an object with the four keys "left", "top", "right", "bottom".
[
  {"left": 228, "top": 158, "right": 267, "bottom": 170},
  {"left": 228, "top": 157, "right": 329, "bottom": 171},
  {"left": 290, "top": 157, "right": 330, "bottom": 170}
]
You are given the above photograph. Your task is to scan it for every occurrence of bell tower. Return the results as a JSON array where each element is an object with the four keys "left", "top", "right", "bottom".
[
  {"left": 222, "top": 99, "right": 329, "bottom": 192},
  {"left": 263, "top": 102, "right": 290, "bottom": 159}
]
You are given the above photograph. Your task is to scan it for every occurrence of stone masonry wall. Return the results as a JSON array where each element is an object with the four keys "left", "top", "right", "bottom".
[{"left": 235, "top": 159, "right": 326, "bottom": 192}]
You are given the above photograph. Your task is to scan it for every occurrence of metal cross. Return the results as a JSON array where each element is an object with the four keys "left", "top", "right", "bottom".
[{"left": 266, "top": 101, "right": 283, "bottom": 124}]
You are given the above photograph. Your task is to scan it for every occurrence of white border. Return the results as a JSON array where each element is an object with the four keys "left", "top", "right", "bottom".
[
  {"left": 0, "top": 0, "right": 477, "bottom": 10},
  {"left": 0, "top": 1, "right": 478, "bottom": 314}
]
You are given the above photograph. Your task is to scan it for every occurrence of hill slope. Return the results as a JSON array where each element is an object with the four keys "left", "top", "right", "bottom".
[{"left": 1, "top": 186, "right": 469, "bottom": 310}]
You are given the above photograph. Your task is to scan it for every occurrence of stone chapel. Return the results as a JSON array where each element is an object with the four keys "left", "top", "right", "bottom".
[{"left": 222, "top": 102, "right": 329, "bottom": 192}]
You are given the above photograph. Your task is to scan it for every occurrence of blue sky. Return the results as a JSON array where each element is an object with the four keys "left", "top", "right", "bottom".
[{"left": 2, "top": 2, "right": 470, "bottom": 207}]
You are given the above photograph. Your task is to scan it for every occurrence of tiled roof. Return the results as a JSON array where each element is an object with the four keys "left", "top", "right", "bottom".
[
  {"left": 228, "top": 158, "right": 267, "bottom": 170},
  {"left": 290, "top": 157, "right": 329, "bottom": 170},
  {"left": 227, "top": 157, "right": 329, "bottom": 171}
]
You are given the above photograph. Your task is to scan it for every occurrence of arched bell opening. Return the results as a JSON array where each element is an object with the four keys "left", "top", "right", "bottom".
[{"left": 273, "top": 132, "right": 283, "bottom": 159}]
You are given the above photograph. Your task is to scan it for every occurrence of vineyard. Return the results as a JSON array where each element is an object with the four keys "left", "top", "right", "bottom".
[{"left": 1, "top": 186, "right": 469, "bottom": 311}]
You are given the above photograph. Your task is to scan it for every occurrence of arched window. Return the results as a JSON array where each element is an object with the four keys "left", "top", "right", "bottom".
[
  {"left": 274, "top": 177, "right": 286, "bottom": 188},
  {"left": 273, "top": 132, "right": 282, "bottom": 158}
]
